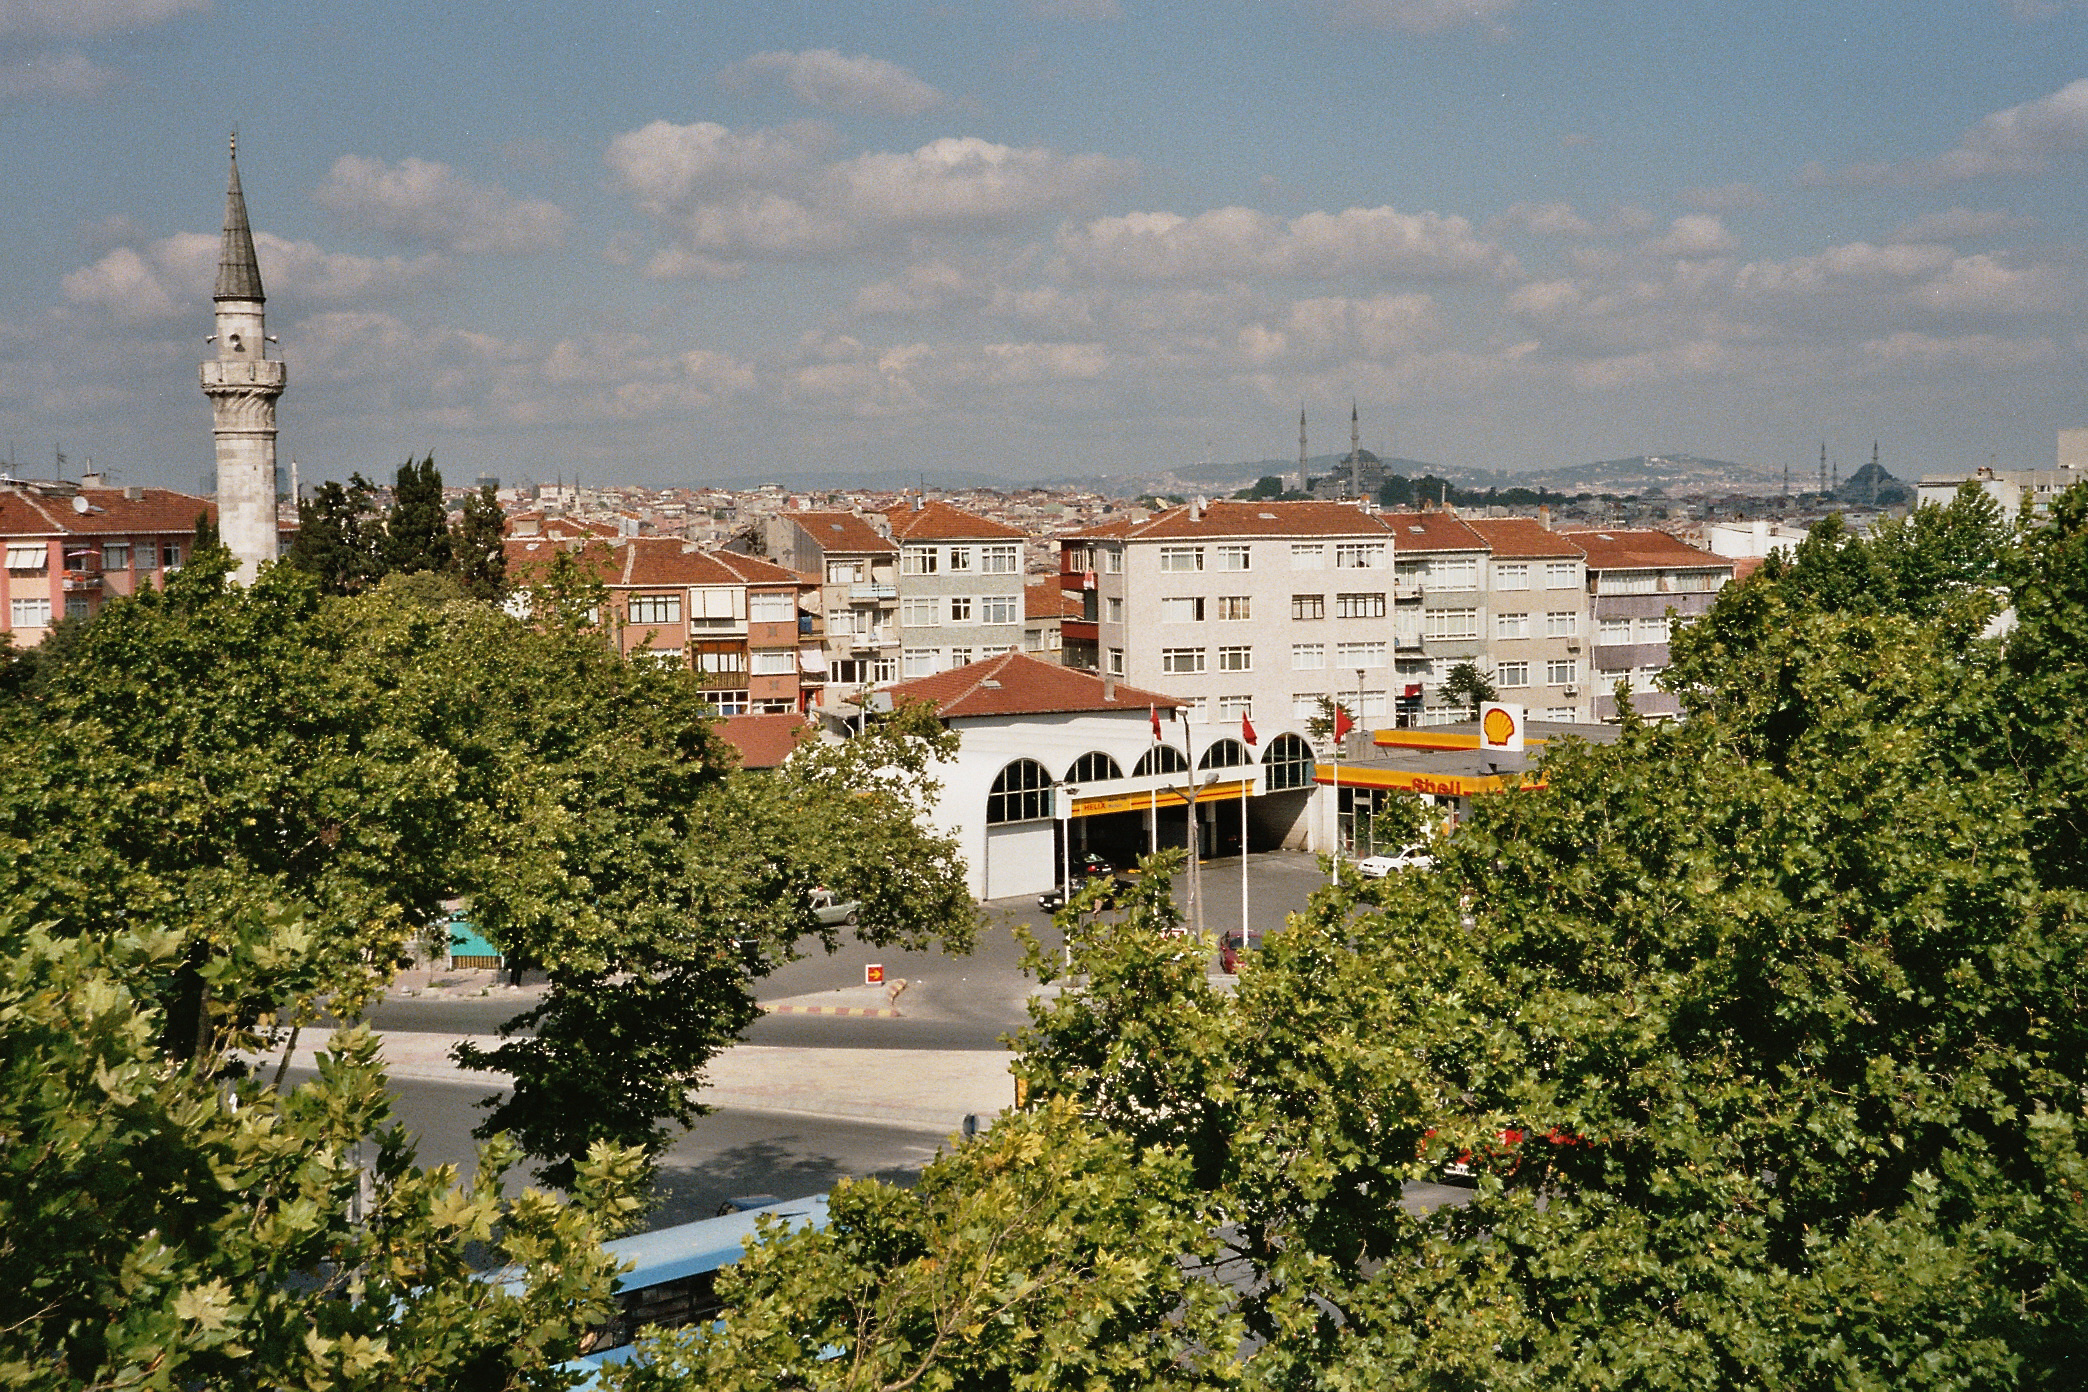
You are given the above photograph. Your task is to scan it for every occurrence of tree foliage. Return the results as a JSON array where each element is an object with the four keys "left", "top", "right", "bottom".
[
  {"left": 288, "top": 475, "right": 386, "bottom": 596},
  {"left": 1440, "top": 659, "right": 1498, "bottom": 717},
  {"left": 384, "top": 455, "right": 453, "bottom": 576},
  {"left": 453, "top": 483, "right": 509, "bottom": 602}
]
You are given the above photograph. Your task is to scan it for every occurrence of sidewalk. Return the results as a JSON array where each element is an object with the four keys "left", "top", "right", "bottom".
[{"left": 263, "top": 1031, "right": 1017, "bottom": 1136}]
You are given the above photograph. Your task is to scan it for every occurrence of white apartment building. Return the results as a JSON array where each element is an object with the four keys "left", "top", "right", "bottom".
[
  {"left": 1065, "top": 499, "right": 1405, "bottom": 730},
  {"left": 1465, "top": 518, "right": 1592, "bottom": 723},
  {"left": 889, "top": 500, "right": 1030, "bottom": 679}
]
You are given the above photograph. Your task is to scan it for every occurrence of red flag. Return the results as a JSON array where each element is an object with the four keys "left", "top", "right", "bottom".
[
  {"left": 1332, "top": 705, "right": 1355, "bottom": 739},
  {"left": 1241, "top": 714, "right": 1258, "bottom": 747},
  {"left": 1150, "top": 703, "right": 1162, "bottom": 741}
]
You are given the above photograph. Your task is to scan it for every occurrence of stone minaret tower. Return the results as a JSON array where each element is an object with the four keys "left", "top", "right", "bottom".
[
  {"left": 200, "top": 136, "right": 285, "bottom": 583},
  {"left": 1297, "top": 404, "right": 1307, "bottom": 492}
]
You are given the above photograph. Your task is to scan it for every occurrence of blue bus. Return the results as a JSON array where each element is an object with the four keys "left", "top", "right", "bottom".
[{"left": 561, "top": 1193, "right": 830, "bottom": 1384}]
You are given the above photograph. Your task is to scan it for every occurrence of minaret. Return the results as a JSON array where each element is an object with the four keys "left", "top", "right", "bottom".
[
  {"left": 1297, "top": 404, "right": 1307, "bottom": 492},
  {"left": 1818, "top": 442, "right": 1827, "bottom": 496},
  {"left": 200, "top": 136, "right": 285, "bottom": 583},
  {"left": 1349, "top": 400, "right": 1361, "bottom": 500}
]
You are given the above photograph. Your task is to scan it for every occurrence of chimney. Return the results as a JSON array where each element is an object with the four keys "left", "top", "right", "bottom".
[
  {"left": 80, "top": 469, "right": 107, "bottom": 489},
  {"left": 1538, "top": 504, "right": 1551, "bottom": 530},
  {"left": 1103, "top": 673, "right": 1116, "bottom": 701},
  {"left": 911, "top": 491, "right": 923, "bottom": 511},
  {"left": 123, "top": 486, "right": 145, "bottom": 501},
  {"left": 1188, "top": 495, "right": 1205, "bottom": 522}
]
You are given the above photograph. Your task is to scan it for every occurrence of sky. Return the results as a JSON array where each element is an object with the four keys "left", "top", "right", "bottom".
[{"left": 1, "top": 1, "right": 2084, "bottom": 493}]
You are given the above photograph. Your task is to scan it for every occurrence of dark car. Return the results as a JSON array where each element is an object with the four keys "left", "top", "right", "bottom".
[
  {"left": 1218, "top": 926, "right": 1264, "bottom": 975},
  {"left": 1037, "top": 856, "right": 1137, "bottom": 912}
]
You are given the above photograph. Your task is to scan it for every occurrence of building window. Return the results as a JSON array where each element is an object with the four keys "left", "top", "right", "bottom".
[
  {"left": 827, "top": 560, "right": 864, "bottom": 584},
  {"left": 705, "top": 690, "right": 750, "bottom": 715},
  {"left": 1546, "top": 659, "right": 1578, "bottom": 685},
  {"left": 1262, "top": 733, "right": 1315, "bottom": 791},
  {"left": 749, "top": 591, "right": 795, "bottom": 623},
  {"left": 160, "top": 543, "right": 184, "bottom": 570},
  {"left": 9, "top": 598, "right": 51, "bottom": 628},
  {"left": 6, "top": 544, "right": 47, "bottom": 572},
  {"left": 1217, "top": 646, "right": 1252, "bottom": 672},
  {"left": 903, "top": 647, "right": 935, "bottom": 677},
  {"left": 101, "top": 542, "right": 131, "bottom": 570},
  {"left": 1545, "top": 611, "right": 1578, "bottom": 637},
  {"left": 949, "top": 596, "right": 973, "bottom": 623},
  {"left": 1429, "top": 556, "right": 1479, "bottom": 589},
  {"left": 1496, "top": 612, "right": 1530, "bottom": 640},
  {"left": 1066, "top": 750, "right": 1124, "bottom": 783},
  {"left": 1496, "top": 661, "right": 1529, "bottom": 687},
  {"left": 1598, "top": 616, "right": 1632, "bottom": 643},
  {"left": 1160, "top": 547, "right": 1204, "bottom": 572},
  {"left": 628, "top": 593, "right": 682, "bottom": 624},
  {"left": 1494, "top": 562, "right": 1529, "bottom": 590},
  {"left": 1291, "top": 692, "right": 1326, "bottom": 720},
  {"left": 1293, "top": 643, "right": 1325, "bottom": 669},
  {"left": 1636, "top": 664, "right": 1665, "bottom": 690},
  {"left": 981, "top": 544, "right": 1019, "bottom": 574},
  {"left": 1545, "top": 705, "right": 1578, "bottom": 721},
  {"left": 1216, "top": 595, "right": 1251, "bottom": 621},
  {"left": 1357, "top": 690, "right": 1387, "bottom": 718},
  {"left": 1108, "top": 647, "right": 1124, "bottom": 675},
  {"left": 947, "top": 547, "right": 973, "bottom": 572},
  {"left": 1291, "top": 593, "right": 1325, "bottom": 621},
  {"left": 695, "top": 648, "right": 745, "bottom": 674},
  {"left": 1636, "top": 615, "right": 1671, "bottom": 641},
  {"left": 1105, "top": 596, "right": 1123, "bottom": 623},
  {"left": 947, "top": 647, "right": 973, "bottom": 667},
  {"left": 1291, "top": 543, "right": 1325, "bottom": 569},
  {"left": 1545, "top": 561, "right": 1579, "bottom": 588},
  {"left": 1336, "top": 641, "right": 1387, "bottom": 668},
  {"left": 1103, "top": 547, "right": 1123, "bottom": 574},
  {"left": 65, "top": 596, "right": 91, "bottom": 619},
  {"left": 828, "top": 609, "right": 858, "bottom": 637},
  {"left": 1334, "top": 543, "right": 1385, "bottom": 569},
  {"left": 1161, "top": 597, "right": 1206, "bottom": 623},
  {"left": 981, "top": 594, "right": 1018, "bottom": 625},
  {"left": 1423, "top": 608, "right": 1480, "bottom": 641},
  {"left": 1335, "top": 592, "right": 1387, "bottom": 619},
  {"left": 901, "top": 598, "right": 940, "bottom": 627},
  {"left": 1217, "top": 694, "right": 1252, "bottom": 720},
  {"left": 1217, "top": 545, "right": 1251, "bottom": 571},
  {"left": 871, "top": 657, "right": 897, "bottom": 684},
  {"left": 902, "top": 547, "right": 939, "bottom": 575},
  {"left": 1134, "top": 744, "right": 1189, "bottom": 778},
  {"left": 1161, "top": 647, "right": 1206, "bottom": 674},
  {"left": 987, "top": 759, "right": 1054, "bottom": 824},
  {"left": 1198, "top": 738, "right": 1249, "bottom": 770},
  {"left": 750, "top": 649, "right": 796, "bottom": 676}
]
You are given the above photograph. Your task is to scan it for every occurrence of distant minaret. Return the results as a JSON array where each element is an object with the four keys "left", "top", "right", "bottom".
[
  {"left": 1831, "top": 454, "right": 1839, "bottom": 494},
  {"left": 1818, "top": 442, "right": 1827, "bottom": 496},
  {"left": 1297, "top": 404, "right": 1307, "bottom": 492},
  {"left": 1782, "top": 458, "right": 1789, "bottom": 499},
  {"left": 1868, "top": 441, "right": 1880, "bottom": 507},
  {"left": 200, "top": 136, "right": 285, "bottom": 583},
  {"left": 1349, "top": 400, "right": 1361, "bottom": 499}
]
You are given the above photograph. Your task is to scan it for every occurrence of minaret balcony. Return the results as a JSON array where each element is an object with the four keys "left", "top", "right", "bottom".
[{"left": 201, "top": 359, "right": 287, "bottom": 390}]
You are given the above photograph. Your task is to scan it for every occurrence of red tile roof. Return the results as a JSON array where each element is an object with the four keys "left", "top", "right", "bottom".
[
  {"left": 1072, "top": 499, "right": 1396, "bottom": 541},
  {"left": 885, "top": 500, "right": 1028, "bottom": 542},
  {"left": 503, "top": 536, "right": 812, "bottom": 589},
  {"left": 788, "top": 511, "right": 895, "bottom": 553},
  {"left": 0, "top": 486, "right": 214, "bottom": 537},
  {"left": 715, "top": 713, "right": 813, "bottom": 769},
  {"left": 1558, "top": 528, "right": 1731, "bottom": 572},
  {"left": 890, "top": 651, "right": 1184, "bottom": 719},
  {"left": 1464, "top": 517, "right": 1586, "bottom": 559},
  {"left": 1024, "top": 582, "right": 1084, "bottom": 620},
  {"left": 1378, "top": 508, "right": 1488, "bottom": 552}
]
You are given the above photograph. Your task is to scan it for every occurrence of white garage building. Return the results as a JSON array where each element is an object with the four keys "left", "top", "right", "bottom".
[{"left": 888, "top": 652, "right": 1324, "bottom": 900}]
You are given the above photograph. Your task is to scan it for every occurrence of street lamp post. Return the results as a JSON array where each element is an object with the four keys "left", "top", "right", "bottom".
[
  {"left": 1354, "top": 667, "right": 1368, "bottom": 856},
  {"left": 1058, "top": 781, "right": 1078, "bottom": 971}
]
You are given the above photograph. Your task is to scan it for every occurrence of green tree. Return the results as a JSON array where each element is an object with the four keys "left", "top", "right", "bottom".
[
  {"left": 192, "top": 508, "right": 221, "bottom": 555},
  {"left": 1232, "top": 474, "right": 1287, "bottom": 501},
  {"left": 385, "top": 454, "right": 453, "bottom": 575},
  {"left": 287, "top": 474, "right": 386, "bottom": 595},
  {"left": 451, "top": 483, "right": 508, "bottom": 602},
  {"left": 1440, "top": 659, "right": 1497, "bottom": 717}
]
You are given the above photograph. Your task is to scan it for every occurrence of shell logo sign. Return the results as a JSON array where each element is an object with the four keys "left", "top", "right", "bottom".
[{"left": 1480, "top": 701, "right": 1524, "bottom": 752}]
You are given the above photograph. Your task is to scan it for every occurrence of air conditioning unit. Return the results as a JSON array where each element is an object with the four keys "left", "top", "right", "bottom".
[
  {"left": 1565, "top": 641, "right": 1581, "bottom": 652},
  {"left": 1563, "top": 685, "right": 1579, "bottom": 697}
]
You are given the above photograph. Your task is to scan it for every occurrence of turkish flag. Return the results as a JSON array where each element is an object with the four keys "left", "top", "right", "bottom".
[
  {"left": 1150, "top": 703, "right": 1162, "bottom": 741},
  {"left": 1241, "top": 714, "right": 1258, "bottom": 747},
  {"left": 1332, "top": 705, "right": 1355, "bottom": 739}
]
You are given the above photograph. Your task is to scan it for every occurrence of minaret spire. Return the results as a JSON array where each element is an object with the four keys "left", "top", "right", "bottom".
[
  {"left": 201, "top": 136, "right": 286, "bottom": 583},
  {"left": 1297, "top": 403, "right": 1307, "bottom": 492},
  {"left": 1349, "top": 399, "right": 1361, "bottom": 500}
]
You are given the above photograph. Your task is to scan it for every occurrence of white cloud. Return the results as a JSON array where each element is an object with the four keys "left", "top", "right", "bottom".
[
  {"left": 1890, "top": 206, "right": 2034, "bottom": 242},
  {"left": 0, "top": 49, "right": 113, "bottom": 97},
  {"left": 1641, "top": 214, "right": 1737, "bottom": 258},
  {"left": 1494, "top": 202, "right": 1595, "bottom": 237},
  {"left": 1237, "top": 294, "right": 1440, "bottom": 365},
  {"left": 1861, "top": 330, "right": 2059, "bottom": 370},
  {"left": 1912, "top": 253, "right": 2069, "bottom": 315},
  {"left": 0, "top": 0, "right": 204, "bottom": 37},
  {"left": 608, "top": 121, "right": 1132, "bottom": 269},
  {"left": 1809, "top": 78, "right": 2088, "bottom": 185},
  {"left": 1322, "top": 0, "right": 1521, "bottom": 36},
  {"left": 63, "top": 229, "right": 439, "bottom": 321},
  {"left": 724, "top": 49, "right": 942, "bottom": 116},
  {"left": 1059, "top": 204, "right": 1515, "bottom": 283},
  {"left": 1679, "top": 182, "right": 1767, "bottom": 211},
  {"left": 313, "top": 155, "right": 567, "bottom": 255}
]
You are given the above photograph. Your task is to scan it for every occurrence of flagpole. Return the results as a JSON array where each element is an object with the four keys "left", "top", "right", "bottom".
[
  {"left": 1148, "top": 704, "right": 1159, "bottom": 859},
  {"left": 1329, "top": 701, "right": 1341, "bottom": 887},
  {"left": 1241, "top": 739, "right": 1251, "bottom": 941},
  {"left": 1181, "top": 711, "right": 1201, "bottom": 940}
]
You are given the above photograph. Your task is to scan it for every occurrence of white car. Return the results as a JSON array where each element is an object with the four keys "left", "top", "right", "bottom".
[{"left": 1355, "top": 845, "right": 1434, "bottom": 877}]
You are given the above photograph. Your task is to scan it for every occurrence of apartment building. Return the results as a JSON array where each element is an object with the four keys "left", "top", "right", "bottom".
[
  {"left": 504, "top": 535, "right": 819, "bottom": 713},
  {"left": 763, "top": 511, "right": 900, "bottom": 702},
  {"left": 1561, "top": 528, "right": 1733, "bottom": 721},
  {"left": 2, "top": 481, "right": 220, "bottom": 644},
  {"left": 889, "top": 500, "right": 1029, "bottom": 679},
  {"left": 1465, "top": 518, "right": 1591, "bottom": 723},
  {"left": 1023, "top": 580, "right": 1083, "bottom": 663},
  {"left": 1384, "top": 511, "right": 1492, "bottom": 725},
  {"left": 1063, "top": 499, "right": 1404, "bottom": 729}
]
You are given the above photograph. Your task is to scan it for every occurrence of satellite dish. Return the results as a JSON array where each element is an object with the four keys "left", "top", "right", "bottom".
[{"left": 71, "top": 494, "right": 89, "bottom": 514}]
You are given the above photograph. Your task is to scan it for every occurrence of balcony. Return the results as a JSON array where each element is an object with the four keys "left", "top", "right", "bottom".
[
  {"left": 62, "top": 569, "right": 102, "bottom": 592},
  {"left": 849, "top": 583, "right": 897, "bottom": 601}
]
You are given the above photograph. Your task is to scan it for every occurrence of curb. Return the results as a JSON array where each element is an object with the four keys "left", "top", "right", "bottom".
[{"left": 762, "top": 1004, "right": 902, "bottom": 1018}]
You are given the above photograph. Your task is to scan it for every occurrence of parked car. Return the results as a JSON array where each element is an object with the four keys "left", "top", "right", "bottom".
[
  {"left": 1218, "top": 926, "right": 1263, "bottom": 974},
  {"left": 1037, "top": 856, "right": 1137, "bottom": 912},
  {"left": 1355, "top": 844, "right": 1435, "bottom": 877},
  {"left": 809, "top": 888, "right": 859, "bottom": 927}
]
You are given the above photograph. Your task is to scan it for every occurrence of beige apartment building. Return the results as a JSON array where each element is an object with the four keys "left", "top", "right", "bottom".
[
  {"left": 762, "top": 510, "right": 901, "bottom": 703},
  {"left": 1465, "top": 517, "right": 1592, "bottom": 722},
  {"left": 1563, "top": 528, "right": 1734, "bottom": 721},
  {"left": 889, "top": 500, "right": 1030, "bottom": 679}
]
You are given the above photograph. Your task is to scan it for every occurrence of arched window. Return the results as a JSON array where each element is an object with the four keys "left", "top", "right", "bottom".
[
  {"left": 1262, "top": 733, "right": 1315, "bottom": 792},
  {"left": 1198, "top": 738, "right": 1249, "bottom": 770},
  {"left": 987, "top": 759, "right": 1054, "bottom": 824},
  {"left": 1133, "top": 745, "right": 1189, "bottom": 778},
  {"left": 1065, "top": 751, "right": 1123, "bottom": 784}
]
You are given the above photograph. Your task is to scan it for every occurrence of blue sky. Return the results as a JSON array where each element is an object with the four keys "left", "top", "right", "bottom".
[{"left": 2, "top": 0, "right": 2083, "bottom": 491}]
